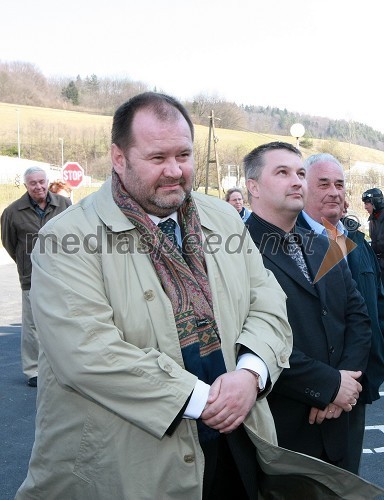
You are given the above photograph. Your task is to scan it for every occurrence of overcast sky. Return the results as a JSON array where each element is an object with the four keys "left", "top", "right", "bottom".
[{"left": 2, "top": 0, "right": 384, "bottom": 132}]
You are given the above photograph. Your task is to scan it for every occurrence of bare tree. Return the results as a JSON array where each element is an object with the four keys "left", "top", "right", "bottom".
[
  {"left": 193, "top": 137, "right": 209, "bottom": 190},
  {"left": 0, "top": 61, "right": 53, "bottom": 106},
  {"left": 187, "top": 93, "right": 246, "bottom": 130}
]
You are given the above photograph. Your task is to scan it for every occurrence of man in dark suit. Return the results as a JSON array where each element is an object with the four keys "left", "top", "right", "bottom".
[
  {"left": 244, "top": 141, "right": 372, "bottom": 472},
  {"left": 296, "top": 152, "right": 384, "bottom": 474}
]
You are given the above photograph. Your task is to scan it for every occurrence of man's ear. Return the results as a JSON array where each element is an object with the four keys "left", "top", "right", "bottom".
[
  {"left": 246, "top": 178, "right": 260, "bottom": 199},
  {"left": 111, "top": 144, "right": 126, "bottom": 175}
]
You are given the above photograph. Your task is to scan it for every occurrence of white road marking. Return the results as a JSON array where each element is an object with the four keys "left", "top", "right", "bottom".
[{"left": 363, "top": 425, "right": 384, "bottom": 453}]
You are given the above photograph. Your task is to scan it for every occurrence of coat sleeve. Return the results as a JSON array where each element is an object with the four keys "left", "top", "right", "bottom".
[
  {"left": 370, "top": 215, "right": 384, "bottom": 254},
  {"left": 271, "top": 346, "right": 341, "bottom": 409},
  {"left": 333, "top": 257, "right": 372, "bottom": 372},
  {"left": 234, "top": 231, "right": 293, "bottom": 396},
  {"left": 30, "top": 229, "right": 197, "bottom": 440},
  {"left": 369, "top": 241, "right": 384, "bottom": 336},
  {"left": 1, "top": 207, "right": 17, "bottom": 262}
]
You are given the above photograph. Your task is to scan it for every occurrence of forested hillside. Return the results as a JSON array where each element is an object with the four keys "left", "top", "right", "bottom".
[{"left": 1, "top": 60, "right": 384, "bottom": 151}]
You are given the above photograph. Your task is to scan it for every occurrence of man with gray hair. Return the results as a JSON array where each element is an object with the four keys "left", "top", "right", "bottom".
[
  {"left": 297, "top": 152, "right": 384, "bottom": 474},
  {"left": 1, "top": 166, "right": 71, "bottom": 386}
]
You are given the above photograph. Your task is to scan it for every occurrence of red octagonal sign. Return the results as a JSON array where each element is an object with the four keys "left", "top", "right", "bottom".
[{"left": 62, "top": 162, "right": 84, "bottom": 189}]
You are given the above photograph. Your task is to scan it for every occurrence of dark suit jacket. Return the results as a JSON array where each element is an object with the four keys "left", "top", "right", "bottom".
[
  {"left": 297, "top": 211, "right": 384, "bottom": 403},
  {"left": 246, "top": 213, "right": 371, "bottom": 462}
]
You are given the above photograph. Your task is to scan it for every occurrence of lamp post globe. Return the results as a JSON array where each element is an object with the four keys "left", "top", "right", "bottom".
[{"left": 290, "top": 123, "right": 305, "bottom": 148}]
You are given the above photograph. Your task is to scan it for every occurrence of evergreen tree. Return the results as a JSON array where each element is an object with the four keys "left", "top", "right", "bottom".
[{"left": 61, "top": 80, "right": 79, "bottom": 105}]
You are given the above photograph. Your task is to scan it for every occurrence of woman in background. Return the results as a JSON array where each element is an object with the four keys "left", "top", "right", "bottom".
[{"left": 225, "top": 187, "right": 251, "bottom": 222}]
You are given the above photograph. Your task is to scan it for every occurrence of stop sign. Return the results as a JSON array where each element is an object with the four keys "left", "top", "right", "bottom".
[{"left": 61, "top": 162, "right": 84, "bottom": 189}]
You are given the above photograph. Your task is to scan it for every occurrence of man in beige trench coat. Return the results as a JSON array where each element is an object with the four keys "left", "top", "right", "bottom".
[{"left": 16, "top": 92, "right": 384, "bottom": 499}]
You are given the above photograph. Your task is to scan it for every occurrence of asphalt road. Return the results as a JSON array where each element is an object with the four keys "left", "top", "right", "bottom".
[
  {"left": 1, "top": 258, "right": 35, "bottom": 500},
  {"left": 1, "top": 258, "right": 383, "bottom": 499}
]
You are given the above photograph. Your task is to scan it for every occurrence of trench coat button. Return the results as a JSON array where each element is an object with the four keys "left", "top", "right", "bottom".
[
  {"left": 315, "top": 392, "right": 320, "bottom": 398},
  {"left": 310, "top": 390, "right": 315, "bottom": 397},
  {"left": 329, "top": 346, "right": 335, "bottom": 354},
  {"left": 280, "top": 354, "right": 287, "bottom": 364},
  {"left": 164, "top": 364, "right": 172, "bottom": 373},
  {"left": 321, "top": 308, "right": 327, "bottom": 315},
  {"left": 305, "top": 388, "right": 310, "bottom": 394},
  {"left": 184, "top": 454, "right": 195, "bottom": 463},
  {"left": 143, "top": 290, "right": 155, "bottom": 301}
]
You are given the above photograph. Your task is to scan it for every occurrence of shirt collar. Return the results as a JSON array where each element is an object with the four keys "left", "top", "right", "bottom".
[
  {"left": 302, "top": 211, "right": 347, "bottom": 236},
  {"left": 148, "top": 212, "right": 182, "bottom": 247},
  {"left": 148, "top": 212, "right": 178, "bottom": 226},
  {"left": 29, "top": 192, "right": 51, "bottom": 207}
]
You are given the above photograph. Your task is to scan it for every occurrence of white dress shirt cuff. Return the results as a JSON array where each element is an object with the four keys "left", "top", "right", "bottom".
[
  {"left": 236, "top": 353, "right": 268, "bottom": 391},
  {"left": 183, "top": 380, "right": 211, "bottom": 419}
]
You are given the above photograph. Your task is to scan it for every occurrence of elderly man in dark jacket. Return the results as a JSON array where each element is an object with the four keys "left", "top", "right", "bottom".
[
  {"left": 1, "top": 166, "right": 71, "bottom": 386},
  {"left": 297, "top": 153, "right": 384, "bottom": 474}
]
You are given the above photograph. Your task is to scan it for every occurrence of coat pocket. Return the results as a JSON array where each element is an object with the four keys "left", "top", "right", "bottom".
[{"left": 73, "top": 405, "right": 109, "bottom": 483}]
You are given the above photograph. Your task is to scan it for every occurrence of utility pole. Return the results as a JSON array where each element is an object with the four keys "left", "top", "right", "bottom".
[
  {"left": 347, "top": 120, "right": 355, "bottom": 198},
  {"left": 16, "top": 108, "right": 21, "bottom": 158},
  {"left": 59, "top": 138, "right": 64, "bottom": 167},
  {"left": 204, "top": 115, "right": 212, "bottom": 195},
  {"left": 204, "top": 110, "right": 223, "bottom": 198}
]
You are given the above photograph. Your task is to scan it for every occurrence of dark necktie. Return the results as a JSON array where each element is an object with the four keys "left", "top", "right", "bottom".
[{"left": 158, "top": 218, "right": 178, "bottom": 248}]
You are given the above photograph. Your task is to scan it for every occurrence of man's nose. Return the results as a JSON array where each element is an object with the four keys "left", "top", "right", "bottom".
[
  {"left": 163, "top": 159, "right": 182, "bottom": 178},
  {"left": 292, "top": 174, "right": 303, "bottom": 185}
]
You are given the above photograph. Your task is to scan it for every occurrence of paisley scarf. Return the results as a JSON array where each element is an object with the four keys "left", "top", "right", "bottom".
[{"left": 112, "top": 170, "right": 227, "bottom": 441}]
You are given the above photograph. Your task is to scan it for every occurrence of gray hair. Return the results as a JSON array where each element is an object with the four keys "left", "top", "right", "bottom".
[
  {"left": 303, "top": 153, "right": 343, "bottom": 175},
  {"left": 23, "top": 166, "right": 48, "bottom": 184}
]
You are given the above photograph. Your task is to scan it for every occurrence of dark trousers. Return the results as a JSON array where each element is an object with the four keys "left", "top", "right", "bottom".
[
  {"left": 201, "top": 426, "right": 259, "bottom": 500},
  {"left": 340, "top": 402, "right": 366, "bottom": 474}
]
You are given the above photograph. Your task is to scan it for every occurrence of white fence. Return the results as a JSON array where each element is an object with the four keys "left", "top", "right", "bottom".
[{"left": 0, "top": 156, "right": 91, "bottom": 186}]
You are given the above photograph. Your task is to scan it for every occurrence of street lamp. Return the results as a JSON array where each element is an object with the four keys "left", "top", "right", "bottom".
[
  {"left": 59, "top": 138, "right": 64, "bottom": 167},
  {"left": 16, "top": 108, "right": 21, "bottom": 158},
  {"left": 290, "top": 123, "right": 305, "bottom": 149}
]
